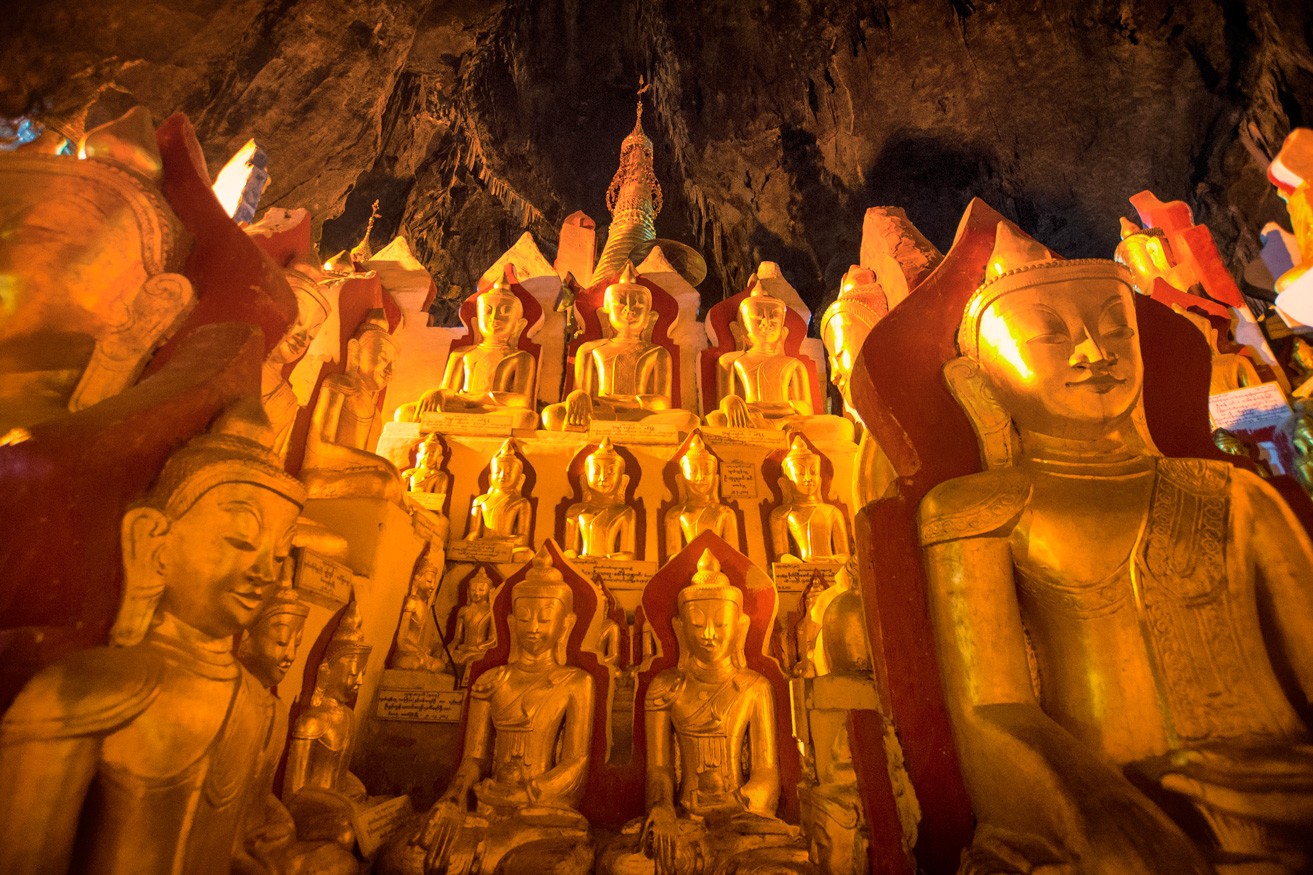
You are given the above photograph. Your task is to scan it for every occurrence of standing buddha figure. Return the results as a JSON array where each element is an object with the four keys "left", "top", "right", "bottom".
[
  {"left": 708, "top": 286, "right": 853, "bottom": 442},
  {"left": 450, "top": 568, "right": 497, "bottom": 685},
  {"left": 541, "top": 264, "right": 698, "bottom": 433},
  {"left": 919, "top": 222, "right": 1313, "bottom": 873},
  {"left": 301, "top": 310, "right": 403, "bottom": 502},
  {"left": 404, "top": 277, "right": 538, "bottom": 429},
  {"left": 384, "top": 546, "right": 596, "bottom": 875},
  {"left": 262, "top": 268, "right": 329, "bottom": 458},
  {"left": 464, "top": 438, "right": 533, "bottom": 562},
  {"left": 283, "top": 598, "right": 373, "bottom": 850},
  {"left": 602, "top": 550, "right": 808, "bottom": 874},
  {"left": 663, "top": 432, "right": 739, "bottom": 553},
  {"left": 769, "top": 437, "right": 851, "bottom": 564},
  {"left": 563, "top": 438, "right": 637, "bottom": 560}
]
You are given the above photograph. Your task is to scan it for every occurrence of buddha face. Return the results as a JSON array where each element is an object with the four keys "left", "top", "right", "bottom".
[
  {"left": 154, "top": 482, "right": 300, "bottom": 639},
  {"left": 489, "top": 453, "right": 522, "bottom": 490},
  {"left": 269, "top": 287, "right": 328, "bottom": 366},
  {"left": 469, "top": 573, "right": 491, "bottom": 602},
  {"left": 604, "top": 284, "right": 652, "bottom": 340},
  {"left": 324, "top": 651, "right": 367, "bottom": 706},
  {"left": 784, "top": 454, "right": 822, "bottom": 499},
  {"left": 973, "top": 280, "right": 1142, "bottom": 440},
  {"left": 244, "top": 613, "right": 307, "bottom": 686},
  {"left": 586, "top": 452, "right": 625, "bottom": 496},
  {"left": 354, "top": 331, "right": 397, "bottom": 393},
  {"left": 822, "top": 314, "right": 873, "bottom": 399},
  {"left": 513, "top": 595, "right": 569, "bottom": 658},
  {"left": 476, "top": 291, "right": 522, "bottom": 344},
  {"left": 742, "top": 299, "right": 786, "bottom": 349},
  {"left": 680, "top": 454, "right": 718, "bottom": 498},
  {"left": 680, "top": 596, "right": 740, "bottom": 667}
]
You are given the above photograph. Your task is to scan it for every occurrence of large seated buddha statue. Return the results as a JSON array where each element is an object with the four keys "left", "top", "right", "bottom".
[
  {"left": 918, "top": 222, "right": 1313, "bottom": 873},
  {"left": 542, "top": 263, "right": 698, "bottom": 433},
  {"left": 399, "top": 276, "right": 538, "bottom": 428},
  {"left": 707, "top": 286, "right": 853, "bottom": 441},
  {"left": 602, "top": 549, "right": 810, "bottom": 874},
  {"left": 382, "top": 546, "right": 596, "bottom": 874}
]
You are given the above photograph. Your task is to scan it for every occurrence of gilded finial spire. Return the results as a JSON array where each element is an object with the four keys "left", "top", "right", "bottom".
[
  {"left": 351, "top": 200, "right": 381, "bottom": 266},
  {"left": 595, "top": 78, "right": 663, "bottom": 283}
]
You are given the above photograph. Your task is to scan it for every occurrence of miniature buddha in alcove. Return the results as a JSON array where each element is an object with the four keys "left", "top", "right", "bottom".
[
  {"left": 263, "top": 267, "right": 329, "bottom": 458},
  {"left": 708, "top": 286, "right": 853, "bottom": 441},
  {"left": 406, "top": 277, "right": 538, "bottom": 428},
  {"left": 464, "top": 438, "right": 533, "bottom": 561},
  {"left": 384, "top": 548, "right": 596, "bottom": 874},
  {"left": 450, "top": 568, "right": 496, "bottom": 685},
  {"left": 388, "top": 549, "right": 449, "bottom": 673},
  {"left": 403, "top": 432, "right": 451, "bottom": 496},
  {"left": 541, "top": 263, "right": 698, "bottom": 433},
  {"left": 602, "top": 550, "right": 808, "bottom": 874},
  {"left": 920, "top": 223, "right": 1313, "bottom": 873},
  {"left": 301, "top": 310, "right": 403, "bottom": 501},
  {"left": 663, "top": 432, "right": 739, "bottom": 553},
  {"left": 563, "top": 439, "right": 637, "bottom": 560},
  {"left": 770, "top": 437, "right": 851, "bottom": 564}
]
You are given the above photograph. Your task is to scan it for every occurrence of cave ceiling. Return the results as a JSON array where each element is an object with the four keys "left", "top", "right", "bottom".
[{"left": 3, "top": 0, "right": 1311, "bottom": 324}]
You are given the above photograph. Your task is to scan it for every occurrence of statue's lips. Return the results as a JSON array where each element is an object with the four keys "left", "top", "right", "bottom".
[
  {"left": 1067, "top": 374, "right": 1125, "bottom": 393},
  {"left": 228, "top": 588, "right": 267, "bottom": 612}
]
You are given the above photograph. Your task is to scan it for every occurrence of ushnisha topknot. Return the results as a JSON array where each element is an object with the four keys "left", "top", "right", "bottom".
[
  {"left": 589, "top": 437, "right": 620, "bottom": 462},
  {"left": 513, "top": 544, "right": 574, "bottom": 610},
  {"left": 142, "top": 397, "right": 307, "bottom": 518},
  {"left": 957, "top": 222, "right": 1135, "bottom": 361},
  {"left": 325, "top": 596, "right": 371, "bottom": 662},
  {"left": 604, "top": 262, "right": 651, "bottom": 302},
  {"left": 783, "top": 434, "right": 817, "bottom": 468},
  {"left": 683, "top": 431, "right": 715, "bottom": 463},
  {"left": 354, "top": 307, "right": 398, "bottom": 352},
  {"left": 676, "top": 549, "right": 743, "bottom": 610},
  {"left": 739, "top": 283, "right": 786, "bottom": 320},
  {"left": 253, "top": 586, "right": 310, "bottom": 625}
]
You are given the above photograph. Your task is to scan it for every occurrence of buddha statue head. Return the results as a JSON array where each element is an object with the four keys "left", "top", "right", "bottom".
[
  {"left": 678, "top": 432, "right": 719, "bottom": 500},
  {"left": 739, "top": 285, "right": 788, "bottom": 352},
  {"left": 488, "top": 438, "right": 525, "bottom": 493},
  {"left": 509, "top": 547, "right": 576, "bottom": 665},
  {"left": 584, "top": 438, "right": 627, "bottom": 500},
  {"left": 782, "top": 435, "right": 823, "bottom": 501},
  {"left": 602, "top": 263, "right": 655, "bottom": 341},
  {"left": 468, "top": 568, "right": 493, "bottom": 605},
  {"left": 949, "top": 222, "right": 1150, "bottom": 464},
  {"left": 315, "top": 597, "right": 371, "bottom": 708},
  {"left": 413, "top": 432, "right": 447, "bottom": 474},
  {"left": 475, "top": 276, "right": 527, "bottom": 347},
  {"left": 674, "top": 550, "right": 748, "bottom": 671},
  {"left": 238, "top": 586, "right": 311, "bottom": 687},
  {"left": 114, "top": 398, "right": 306, "bottom": 646},
  {"left": 268, "top": 269, "right": 330, "bottom": 366},
  {"left": 821, "top": 268, "right": 886, "bottom": 402},
  {"left": 1115, "top": 217, "right": 1179, "bottom": 295},
  {"left": 347, "top": 309, "right": 399, "bottom": 394}
]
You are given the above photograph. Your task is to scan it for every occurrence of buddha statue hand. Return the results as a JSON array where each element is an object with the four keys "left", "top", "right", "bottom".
[
  {"left": 640, "top": 804, "right": 693, "bottom": 875},
  {"left": 1146, "top": 744, "right": 1313, "bottom": 826},
  {"left": 415, "top": 389, "right": 445, "bottom": 418},
  {"left": 717, "top": 395, "right": 755, "bottom": 429},
  {"left": 564, "top": 390, "right": 594, "bottom": 431},
  {"left": 418, "top": 797, "right": 467, "bottom": 873}
]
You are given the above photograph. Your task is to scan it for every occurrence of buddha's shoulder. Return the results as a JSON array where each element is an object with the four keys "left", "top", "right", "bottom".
[
  {"left": 919, "top": 468, "right": 1033, "bottom": 546},
  {"left": 645, "top": 669, "right": 686, "bottom": 708},
  {"left": 471, "top": 665, "right": 513, "bottom": 697},
  {"left": 0, "top": 645, "right": 165, "bottom": 743},
  {"left": 1154, "top": 456, "right": 1234, "bottom": 495}
]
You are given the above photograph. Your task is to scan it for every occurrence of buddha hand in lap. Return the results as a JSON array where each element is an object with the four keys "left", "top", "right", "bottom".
[
  {"left": 707, "top": 287, "right": 852, "bottom": 442},
  {"left": 919, "top": 223, "right": 1313, "bottom": 873},
  {"left": 564, "top": 438, "right": 636, "bottom": 560},
  {"left": 542, "top": 263, "right": 698, "bottom": 433},
  {"left": 602, "top": 551, "right": 810, "bottom": 875},
  {"left": 381, "top": 548, "right": 595, "bottom": 875},
  {"left": 402, "top": 277, "right": 538, "bottom": 429}
]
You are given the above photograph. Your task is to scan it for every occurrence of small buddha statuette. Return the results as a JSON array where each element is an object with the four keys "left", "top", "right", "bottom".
[
  {"left": 402, "top": 432, "right": 451, "bottom": 497},
  {"left": 401, "top": 277, "right": 538, "bottom": 428},
  {"left": 301, "top": 309, "right": 404, "bottom": 502},
  {"left": 464, "top": 438, "right": 533, "bottom": 561},
  {"left": 920, "top": 221, "right": 1313, "bottom": 873},
  {"left": 663, "top": 432, "right": 739, "bottom": 554},
  {"left": 707, "top": 285, "right": 853, "bottom": 441},
  {"left": 284, "top": 597, "right": 373, "bottom": 850},
  {"left": 563, "top": 438, "right": 637, "bottom": 560},
  {"left": 263, "top": 267, "right": 330, "bottom": 458},
  {"left": 601, "top": 550, "right": 808, "bottom": 874},
  {"left": 239, "top": 585, "right": 310, "bottom": 689},
  {"left": 449, "top": 568, "right": 496, "bottom": 685},
  {"left": 382, "top": 546, "right": 596, "bottom": 875},
  {"left": 769, "top": 437, "right": 851, "bottom": 564},
  {"left": 388, "top": 549, "right": 450, "bottom": 673},
  {"left": 541, "top": 263, "right": 698, "bottom": 433}
]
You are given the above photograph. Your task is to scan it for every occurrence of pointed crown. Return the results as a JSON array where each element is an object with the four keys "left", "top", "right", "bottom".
[
  {"left": 604, "top": 262, "right": 651, "bottom": 302},
  {"left": 783, "top": 435, "right": 817, "bottom": 468},
  {"left": 513, "top": 544, "right": 574, "bottom": 608},
  {"left": 354, "top": 308, "right": 398, "bottom": 352},
  {"left": 325, "top": 597, "right": 371, "bottom": 661},
  {"left": 254, "top": 586, "right": 310, "bottom": 625},
  {"left": 605, "top": 85, "right": 663, "bottom": 217},
  {"left": 589, "top": 437, "right": 620, "bottom": 463},
  {"left": 740, "top": 283, "right": 786, "bottom": 319},
  {"left": 682, "top": 432, "right": 715, "bottom": 464},
  {"left": 494, "top": 437, "right": 520, "bottom": 461},
  {"left": 677, "top": 549, "right": 743, "bottom": 609}
]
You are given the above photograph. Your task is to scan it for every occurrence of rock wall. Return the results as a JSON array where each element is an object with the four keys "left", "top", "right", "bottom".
[{"left": 4, "top": 0, "right": 1311, "bottom": 319}]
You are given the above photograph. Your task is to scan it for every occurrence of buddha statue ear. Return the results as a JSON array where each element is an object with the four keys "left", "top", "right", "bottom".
[
  {"left": 112, "top": 506, "right": 172, "bottom": 646},
  {"left": 943, "top": 356, "right": 1017, "bottom": 470},
  {"left": 346, "top": 336, "right": 362, "bottom": 374},
  {"left": 732, "top": 610, "right": 750, "bottom": 669},
  {"left": 557, "top": 612, "right": 576, "bottom": 664}
]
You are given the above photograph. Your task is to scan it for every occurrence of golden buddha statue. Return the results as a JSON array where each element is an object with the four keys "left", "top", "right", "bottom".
[
  {"left": 402, "top": 432, "right": 451, "bottom": 496},
  {"left": 262, "top": 268, "right": 329, "bottom": 458},
  {"left": 919, "top": 222, "right": 1313, "bottom": 873},
  {"left": 284, "top": 597, "right": 373, "bottom": 849},
  {"left": 389, "top": 549, "right": 450, "bottom": 673},
  {"left": 708, "top": 286, "right": 853, "bottom": 441},
  {"left": 663, "top": 432, "right": 739, "bottom": 554},
  {"left": 0, "top": 106, "right": 196, "bottom": 433},
  {"left": 384, "top": 547, "right": 596, "bottom": 875},
  {"left": 820, "top": 268, "right": 887, "bottom": 410},
  {"left": 239, "top": 585, "right": 310, "bottom": 689},
  {"left": 301, "top": 309, "right": 404, "bottom": 502},
  {"left": 0, "top": 400, "right": 306, "bottom": 875},
  {"left": 1170, "top": 304, "right": 1263, "bottom": 394},
  {"left": 770, "top": 437, "right": 851, "bottom": 564},
  {"left": 450, "top": 568, "right": 496, "bottom": 685},
  {"left": 1115, "top": 218, "right": 1192, "bottom": 294},
  {"left": 464, "top": 438, "right": 533, "bottom": 562},
  {"left": 563, "top": 438, "right": 637, "bottom": 560},
  {"left": 541, "top": 264, "right": 698, "bottom": 433},
  {"left": 403, "top": 277, "right": 538, "bottom": 428},
  {"left": 602, "top": 550, "right": 808, "bottom": 874}
]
